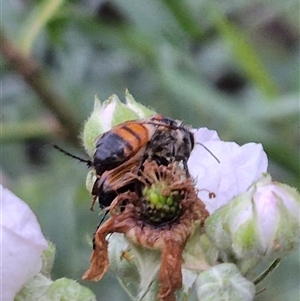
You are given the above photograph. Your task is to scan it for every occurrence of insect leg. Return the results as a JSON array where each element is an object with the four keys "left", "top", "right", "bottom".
[
  {"left": 92, "top": 211, "right": 109, "bottom": 250},
  {"left": 183, "top": 159, "right": 190, "bottom": 177}
]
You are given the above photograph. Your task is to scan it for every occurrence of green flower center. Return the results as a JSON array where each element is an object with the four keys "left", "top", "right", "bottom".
[{"left": 140, "top": 184, "right": 182, "bottom": 226}]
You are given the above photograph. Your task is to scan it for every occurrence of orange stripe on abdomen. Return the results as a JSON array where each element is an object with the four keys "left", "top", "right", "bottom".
[{"left": 114, "top": 122, "right": 149, "bottom": 154}]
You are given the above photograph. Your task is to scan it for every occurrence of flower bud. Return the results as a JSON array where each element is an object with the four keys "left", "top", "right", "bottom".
[
  {"left": 40, "top": 241, "right": 56, "bottom": 278},
  {"left": 125, "top": 89, "right": 155, "bottom": 117},
  {"left": 205, "top": 174, "right": 300, "bottom": 261},
  {"left": 15, "top": 244, "right": 96, "bottom": 301},
  {"left": 107, "top": 233, "right": 139, "bottom": 285},
  {"left": 39, "top": 278, "right": 96, "bottom": 301},
  {"left": 196, "top": 263, "right": 255, "bottom": 301},
  {"left": 82, "top": 92, "right": 155, "bottom": 157},
  {"left": 182, "top": 229, "right": 214, "bottom": 271},
  {"left": 14, "top": 274, "right": 52, "bottom": 301}
]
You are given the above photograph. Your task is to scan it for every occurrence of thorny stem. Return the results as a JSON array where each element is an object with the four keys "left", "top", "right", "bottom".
[{"left": 0, "top": 29, "right": 81, "bottom": 147}]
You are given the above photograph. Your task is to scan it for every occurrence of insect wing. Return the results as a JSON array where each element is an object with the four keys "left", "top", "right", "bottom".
[
  {"left": 93, "top": 120, "right": 153, "bottom": 175},
  {"left": 98, "top": 159, "right": 140, "bottom": 192}
]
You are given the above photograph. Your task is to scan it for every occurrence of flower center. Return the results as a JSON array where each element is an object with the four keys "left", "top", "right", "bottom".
[{"left": 140, "top": 183, "right": 182, "bottom": 225}]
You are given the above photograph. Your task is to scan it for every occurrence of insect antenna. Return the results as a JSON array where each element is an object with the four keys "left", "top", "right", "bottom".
[
  {"left": 196, "top": 142, "right": 220, "bottom": 163},
  {"left": 52, "top": 144, "right": 92, "bottom": 167},
  {"left": 147, "top": 121, "right": 179, "bottom": 130}
]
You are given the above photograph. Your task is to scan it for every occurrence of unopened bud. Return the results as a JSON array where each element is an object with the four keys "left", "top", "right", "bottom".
[
  {"left": 196, "top": 263, "right": 255, "bottom": 301},
  {"left": 205, "top": 174, "right": 300, "bottom": 260}
]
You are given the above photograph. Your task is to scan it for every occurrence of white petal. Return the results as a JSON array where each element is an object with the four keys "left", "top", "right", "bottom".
[
  {"left": 102, "top": 95, "right": 117, "bottom": 131},
  {"left": 192, "top": 127, "right": 221, "bottom": 142},
  {"left": 188, "top": 129, "right": 268, "bottom": 213},
  {"left": 253, "top": 185, "right": 278, "bottom": 249},
  {"left": 0, "top": 185, "right": 47, "bottom": 301}
]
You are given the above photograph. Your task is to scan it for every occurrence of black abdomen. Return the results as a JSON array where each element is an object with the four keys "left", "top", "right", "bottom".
[{"left": 93, "top": 132, "right": 127, "bottom": 175}]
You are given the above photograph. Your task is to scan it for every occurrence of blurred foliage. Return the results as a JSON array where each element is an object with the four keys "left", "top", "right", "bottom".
[{"left": 1, "top": 0, "right": 299, "bottom": 300}]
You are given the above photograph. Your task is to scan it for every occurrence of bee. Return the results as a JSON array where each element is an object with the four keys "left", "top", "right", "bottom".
[
  {"left": 53, "top": 114, "right": 195, "bottom": 210},
  {"left": 93, "top": 115, "right": 164, "bottom": 177},
  {"left": 143, "top": 116, "right": 194, "bottom": 174},
  {"left": 90, "top": 114, "right": 194, "bottom": 210}
]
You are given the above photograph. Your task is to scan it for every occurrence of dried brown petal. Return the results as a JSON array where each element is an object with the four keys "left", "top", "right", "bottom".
[
  {"left": 158, "top": 240, "right": 183, "bottom": 301},
  {"left": 83, "top": 161, "right": 209, "bottom": 301},
  {"left": 82, "top": 192, "right": 138, "bottom": 281}
]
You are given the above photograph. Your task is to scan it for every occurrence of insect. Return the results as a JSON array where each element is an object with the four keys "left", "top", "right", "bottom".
[
  {"left": 93, "top": 115, "right": 163, "bottom": 176},
  {"left": 54, "top": 114, "right": 220, "bottom": 212},
  {"left": 54, "top": 113, "right": 220, "bottom": 230},
  {"left": 90, "top": 114, "right": 195, "bottom": 210}
]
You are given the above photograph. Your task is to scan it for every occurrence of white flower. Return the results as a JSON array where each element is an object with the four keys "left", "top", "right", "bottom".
[
  {"left": 1, "top": 185, "right": 48, "bottom": 301},
  {"left": 188, "top": 128, "right": 268, "bottom": 213}
]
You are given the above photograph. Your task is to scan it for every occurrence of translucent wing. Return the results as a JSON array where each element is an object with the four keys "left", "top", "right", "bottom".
[{"left": 98, "top": 159, "right": 141, "bottom": 192}]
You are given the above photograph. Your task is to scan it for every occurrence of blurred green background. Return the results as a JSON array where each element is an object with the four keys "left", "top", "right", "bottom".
[{"left": 1, "top": 1, "right": 299, "bottom": 300}]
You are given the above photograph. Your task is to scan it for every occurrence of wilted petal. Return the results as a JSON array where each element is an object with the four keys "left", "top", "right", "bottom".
[
  {"left": 1, "top": 185, "right": 48, "bottom": 301},
  {"left": 83, "top": 162, "right": 208, "bottom": 301}
]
